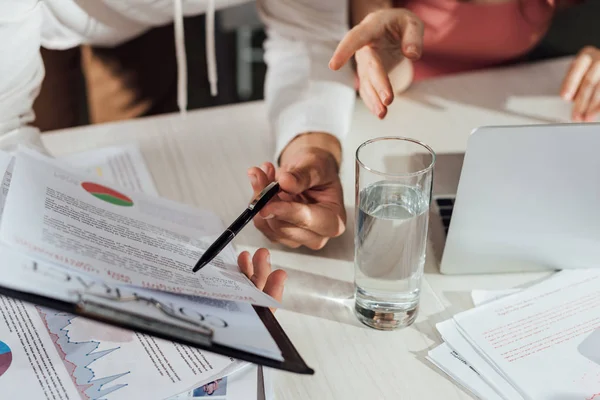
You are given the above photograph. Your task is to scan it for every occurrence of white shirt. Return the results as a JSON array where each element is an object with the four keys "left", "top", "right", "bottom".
[{"left": 0, "top": 0, "right": 356, "bottom": 159}]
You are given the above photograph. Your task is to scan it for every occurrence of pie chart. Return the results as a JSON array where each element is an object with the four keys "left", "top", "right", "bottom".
[
  {"left": 81, "top": 182, "right": 133, "bottom": 207},
  {"left": 0, "top": 341, "right": 12, "bottom": 377}
]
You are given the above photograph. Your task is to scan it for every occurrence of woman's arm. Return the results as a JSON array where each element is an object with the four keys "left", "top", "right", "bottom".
[{"left": 331, "top": 1, "right": 423, "bottom": 118}]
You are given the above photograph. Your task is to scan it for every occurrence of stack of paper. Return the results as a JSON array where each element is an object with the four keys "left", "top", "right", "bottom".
[
  {"left": 0, "top": 145, "right": 274, "bottom": 400},
  {"left": 428, "top": 270, "right": 600, "bottom": 399}
]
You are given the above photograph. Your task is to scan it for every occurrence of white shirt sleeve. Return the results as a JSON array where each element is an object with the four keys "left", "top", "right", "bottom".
[
  {"left": 0, "top": 1, "right": 49, "bottom": 155},
  {"left": 256, "top": 0, "right": 356, "bottom": 162},
  {"left": 0, "top": 0, "right": 356, "bottom": 160}
]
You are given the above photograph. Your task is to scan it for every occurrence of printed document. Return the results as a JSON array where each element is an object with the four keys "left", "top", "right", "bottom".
[
  {"left": 169, "top": 364, "right": 263, "bottom": 400},
  {"left": 0, "top": 151, "right": 278, "bottom": 308},
  {"left": 0, "top": 146, "right": 280, "bottom": 399},
  {"left": 455, "top": 269, "right": 600, "bottom": 399},
  {"left": 427, "top": 289, "right": 524, "bottom": 400},
  {"left": 427, "top": 343, "right": 503, "bottom": 400},
  {"left": 435, "top": 318, "right": 523, "bottom": 400},
  {"left": 61, "top": 144, "right": 158, "bottom": 195},
  {"left": 0, "top": 291, "right": 240, "bottom": 400}
]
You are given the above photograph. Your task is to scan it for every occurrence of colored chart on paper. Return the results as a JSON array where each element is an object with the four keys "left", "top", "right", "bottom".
[
  {"left": 37, "top": 308, "right": 130, "bottom": 399},
  {"left": 0, "top": 341, "right": 12, "bottom": 377},
  {"left": 81, "top": 182, "right": 133, "bottom": 207}
]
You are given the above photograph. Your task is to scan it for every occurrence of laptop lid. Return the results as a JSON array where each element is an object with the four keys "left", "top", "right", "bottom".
[{"left": 440, "top": 123, "right": 600, "bottom": 274}]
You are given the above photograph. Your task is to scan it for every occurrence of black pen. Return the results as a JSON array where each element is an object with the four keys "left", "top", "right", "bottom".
[{"left": 192, "top": 181, "right": 281, "bottom": 272}]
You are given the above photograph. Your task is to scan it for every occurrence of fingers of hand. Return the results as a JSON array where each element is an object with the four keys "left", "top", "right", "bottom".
[
  {"left": 263, "top": 269, "right": 287, "bottom": 308},
  {"left": 260, "top": 162, "right": 276, "bottom": 181},
  {"left": 247, "top": 164, "right": 277, "bottom": 200},
  {"left": 278, "top": 154, "right": 336, "bottom": 195},
  {"left": 329, "top": 20, "right": 381, "bottom": 70},
  {"left": 359, "top": 48, "right": 394, "bottom": 108},
  {"left": 561, "top": 52, "right": 593, "bottom": 101},
  {"left": 329, "top": 9, "right": 423, "bottom": 70},
  {"left": 250, "top": 248, "right": 271, "bottom": 290},
  {"left": 584, "top": 90, "right": 600, "bottom": 122},
  {"left": 400, "top": 12, "right": 424, "bottom": 60},
  {"left": 253, "top": 210, "right": 336, "bottom": 250},
  {"left": 260, "top": 201, "right": 345, "bottom": 239},
  {"left": 266, "top": 218, "right": 331, "bottom": 250},
  {"left": 572, "top": 61, "right": 600, "bottom": 121},
  {"left": 238, "top": 249, "right": 286, "bottom": 307},
  {"left": 360, "top": 79, "right": 388, "bottom": 119},
  {"left": 253, "top": 217, "right": 302, "bottom": 249},
  {"left": 237, "top": 251, "right": 253, "bottom": 278}
]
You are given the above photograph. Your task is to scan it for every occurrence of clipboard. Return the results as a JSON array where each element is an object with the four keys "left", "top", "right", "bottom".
[
  {"left": 0, "top": 253, "right": 314, "bottom": 376},
  {"left": 0, "top": 150, "right": 314, "bottom": 376}
]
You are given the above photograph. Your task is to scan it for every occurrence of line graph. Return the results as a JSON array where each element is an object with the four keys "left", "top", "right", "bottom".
[{"left": 36, "top": 307, "right": 130, "bottom": 399}]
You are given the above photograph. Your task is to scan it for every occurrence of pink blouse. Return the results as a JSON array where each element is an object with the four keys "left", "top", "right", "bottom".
[{"left": 401, "top": 0, "right": 556, "bottom": 80}]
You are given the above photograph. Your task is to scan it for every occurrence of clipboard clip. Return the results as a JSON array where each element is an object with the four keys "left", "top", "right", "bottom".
[{"left": 75, "top": 290, "right": 214, "bottom": 347}]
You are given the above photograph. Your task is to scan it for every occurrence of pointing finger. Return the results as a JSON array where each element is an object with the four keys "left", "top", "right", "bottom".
[{"left": 329, "top": 18, "right": 383, "bottom": 70}]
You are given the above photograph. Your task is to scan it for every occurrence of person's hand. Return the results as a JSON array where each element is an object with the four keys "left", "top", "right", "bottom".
[
  {"left": 238, "top": 248, "right": 287, "bottom": 311},
  {"left": 247, "top": 133, "right": 345, "bottom": 251},
  {"left": 329, "top": 9, "right": 424, "bottom": 119},
  {"left": 561, "top": 46, "right": 600, "bottom": 122}
]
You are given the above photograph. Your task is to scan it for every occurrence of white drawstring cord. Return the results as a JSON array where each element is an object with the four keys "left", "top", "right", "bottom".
[
  {"left": 206, "top": 0, "right": 218, "bottom": 96},
  {"left": 174, "top": 0, "right": 219, "bottom": 117},
  {"left": 174, "top": 0, "right": 187, "bottom": 115}
]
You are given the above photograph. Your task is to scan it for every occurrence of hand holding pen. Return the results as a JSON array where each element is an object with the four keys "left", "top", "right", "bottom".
[
  {"left": 247, "top": 150, "right": 346, "bottom": 250},
  {"left": 193, "top": 181, "right": 281, "bottom": 272}
]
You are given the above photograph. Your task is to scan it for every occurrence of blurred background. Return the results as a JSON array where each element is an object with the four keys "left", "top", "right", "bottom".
[{"left": 32, "top": 1, "right": 600, "bottom": 133}]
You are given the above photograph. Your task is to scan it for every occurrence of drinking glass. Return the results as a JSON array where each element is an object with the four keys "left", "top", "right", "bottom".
[{"left": 354, "top": 137, "right": 435, "bottom": 330}]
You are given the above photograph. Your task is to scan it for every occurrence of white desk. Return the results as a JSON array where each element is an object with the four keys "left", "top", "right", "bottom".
[{"left": 42, "top": 56, "right": 576, "bottom": 399}]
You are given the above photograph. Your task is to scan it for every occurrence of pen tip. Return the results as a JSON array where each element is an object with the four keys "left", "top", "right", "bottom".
[{"left": 192, "top": 261, "right": 206, "bottom": 273}]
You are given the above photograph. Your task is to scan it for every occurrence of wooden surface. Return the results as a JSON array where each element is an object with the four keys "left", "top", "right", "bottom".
[{"left": 42, "top": 56, "right": 577, "bottom": 399}]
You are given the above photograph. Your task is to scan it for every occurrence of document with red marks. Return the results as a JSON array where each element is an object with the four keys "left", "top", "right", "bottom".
[
  {"left": 0, "top": 150, "right": 279, "bottom": 309},
  {"left": 454, "top": 269, "right": 600, "bottom": 399}
]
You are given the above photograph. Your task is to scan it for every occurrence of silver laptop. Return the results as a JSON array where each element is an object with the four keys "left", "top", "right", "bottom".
[{"left": 427, "top": 123, "right": 600, "bottom": 274}]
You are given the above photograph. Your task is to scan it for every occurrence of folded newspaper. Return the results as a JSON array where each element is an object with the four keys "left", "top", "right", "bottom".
[
  {"left": 428, "top": 270, "right": 600, "bottom": 399},
  {"left": 0, "top": 145, "right": 273, "bottom": 400}
]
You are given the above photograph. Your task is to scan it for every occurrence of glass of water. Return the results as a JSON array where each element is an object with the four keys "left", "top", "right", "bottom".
[{"left": 354, "top": 137, "right": 435, "bottom": 330}]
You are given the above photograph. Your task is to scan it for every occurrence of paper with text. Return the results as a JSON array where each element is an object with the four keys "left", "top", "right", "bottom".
[
  {"left": 169, "top": 364, "right": 261, "bottom": 400},
  {"left": 1, "top": 151, "right": 279, "bottom": 308},
  {"left": 428, "top": 288, "right": 527, "bottom": 400},
  {"left": 455, "top": 269, "right": 600, "bottom": 399},
  {"left": 0, "top": 246, "right": 282, "bottom": 359},
  {"left": 61, "top": 144, "right": 158, "bottom": 196},
  {"left": 436, "top": 319, "right": 523, "bottom": 400},
  {"left": 0, "top": 293, "right": 240, "bottom": 400},
  {"left": 471, "top": 289, "right": 521, "bottom": 307},
  {"left": 427, "top": 343, "right": 503, "bottom": 400}
]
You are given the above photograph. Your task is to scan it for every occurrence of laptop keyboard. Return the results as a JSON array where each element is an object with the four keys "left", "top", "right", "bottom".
[{"left": 434, "top": 196, "right": 455, "bottom": 235}]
